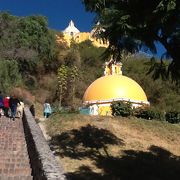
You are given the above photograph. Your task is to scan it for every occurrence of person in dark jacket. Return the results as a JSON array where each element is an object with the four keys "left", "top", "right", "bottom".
[
  {"left": 0, "top": 91, "right": 4, "bottom": 118},
  {"left": 9, "top": 95, "right": 20, "bottom": 120},
  {"left": 29, "top": 104, "right": 35, "bottom": 118}
]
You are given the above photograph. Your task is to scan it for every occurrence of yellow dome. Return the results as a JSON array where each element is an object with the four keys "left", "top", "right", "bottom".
[{"left": 83, "top": 75, "right": 148, "bottom": 104}]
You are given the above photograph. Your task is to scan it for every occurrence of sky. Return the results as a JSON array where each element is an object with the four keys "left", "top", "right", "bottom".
[
  {"left": 0, "top": 0, "right": 94, "bottom": 32},
  {"left": 0, "top": 0, "right": 166, "bottom": 58}
]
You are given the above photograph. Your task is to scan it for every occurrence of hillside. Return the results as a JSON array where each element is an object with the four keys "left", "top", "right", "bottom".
[
  {"left": 0, "top": 12, "right": 179, "bottom": 113},
  {"left": 44, "top": 114, "right": 180, "bottom": 180}
]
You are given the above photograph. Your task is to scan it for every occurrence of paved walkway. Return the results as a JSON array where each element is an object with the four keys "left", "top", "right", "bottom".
[{"left": 0, "top": 116, "right": 32, "bottom": 180}]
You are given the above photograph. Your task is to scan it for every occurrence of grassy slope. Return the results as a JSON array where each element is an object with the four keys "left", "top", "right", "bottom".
[{"left": 45, "top": 114, "right": 180, "bottom": 180}]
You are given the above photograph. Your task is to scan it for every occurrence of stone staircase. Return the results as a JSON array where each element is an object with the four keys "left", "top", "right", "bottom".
[{"left": 0, "top": 116, "right": 32, "bottom": 180}]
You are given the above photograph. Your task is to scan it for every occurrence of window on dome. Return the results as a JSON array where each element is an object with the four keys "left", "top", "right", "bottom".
[{"left": 70, "top": 32, "right": 74, "bottom": 36}]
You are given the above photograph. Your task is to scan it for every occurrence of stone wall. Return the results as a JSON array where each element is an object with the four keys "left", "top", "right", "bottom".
[{"left": 22, "top": 107, "right": 66, "bottom": 180}]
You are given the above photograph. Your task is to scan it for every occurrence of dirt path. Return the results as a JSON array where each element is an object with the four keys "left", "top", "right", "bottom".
[{"left": 37, "top": 117, "right": 51, "bottom": 141}]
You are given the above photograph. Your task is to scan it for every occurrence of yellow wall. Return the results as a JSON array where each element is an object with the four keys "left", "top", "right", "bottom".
[
  {"left": 98, "top": 105, "right": 112, "bottom": 116},
  {"left": 74, "top": 32, "right": 90, "bottom": 43},
  {"left": 57, "top": 32, "right": 109, "bottom": 48}
]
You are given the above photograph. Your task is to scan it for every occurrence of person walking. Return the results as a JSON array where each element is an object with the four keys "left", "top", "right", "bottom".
[
  {"left": 29, "top": 104, "right": 35, "bottom": 118},
  {"left": 3, "top": 96, "right": 10, "bottom": 117},
  {"left": 43, "top": 100, "right": 52, "bottom": 118},
  {"left": 9, "top": 95, "right": 20, "bottom": 120},
  {"left": 0, "top": 91, "right": 4, "bottom": 118}
]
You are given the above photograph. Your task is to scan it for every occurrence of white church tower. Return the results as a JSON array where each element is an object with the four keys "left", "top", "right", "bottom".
[{"left": 63, "top": 20, "right": 80, "bottom": 37}]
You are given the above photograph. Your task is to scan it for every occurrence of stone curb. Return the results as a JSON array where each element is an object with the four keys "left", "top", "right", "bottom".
[{"left": 23, "top": 107, "right": 66, "bottom": 180}]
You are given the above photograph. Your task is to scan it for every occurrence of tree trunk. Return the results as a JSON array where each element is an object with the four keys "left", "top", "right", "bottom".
[
  {"left": 72, "top": 77, "right": 75, "bottom": 106},
  {"left": 59, "top": 85, "right": 62, "bottom": 110}
]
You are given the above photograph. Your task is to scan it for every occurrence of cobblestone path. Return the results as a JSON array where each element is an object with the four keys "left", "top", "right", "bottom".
[{"left": 0, "top": 116, "right": 32, "bottom": 180}]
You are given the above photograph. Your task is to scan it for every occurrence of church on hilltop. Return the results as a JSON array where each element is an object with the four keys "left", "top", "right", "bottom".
[
  {"left": 56, "top": 20, "right": 109, "bottom": 47},
  {"left": 56, "top": 20, "right": 150, "bottom": 116}
]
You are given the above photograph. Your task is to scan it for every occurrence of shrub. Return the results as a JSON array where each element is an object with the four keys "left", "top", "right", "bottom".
[
  {"left": 165, "top": 111, "right": 180, "bottom": 124},
  {"left": 111, "top": 101, "right": 132, "bottom": 117},
  {"left": 51, "top": 104, "right": 79, "bottom": 115},
  {"left": 134, "top": 108, "right": 163, "bottom": 120},
  {"left": 11, "top": 87, "right": 35, "bottom": 103}
]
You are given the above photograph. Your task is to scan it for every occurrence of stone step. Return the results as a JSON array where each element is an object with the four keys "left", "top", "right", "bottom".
[
  {"left": 0, "top": 116, "right": 32, "bottom": 179},
  {"left": 0, "top": 175, "right": 32, "bottom": 180}
]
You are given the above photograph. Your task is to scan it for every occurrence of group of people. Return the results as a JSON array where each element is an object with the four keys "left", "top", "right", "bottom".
[
  {"left": 28, "top": 100, "right": 52, "bottom": 119},
  {"left": 0, "top": 91, "right": 21, "bottom": 120},
  {"left": 0, "top": 90, "right": 53, "bottom": 120},
  {"left": 30, "top": 100, "right": 52, "bottom": 119}
]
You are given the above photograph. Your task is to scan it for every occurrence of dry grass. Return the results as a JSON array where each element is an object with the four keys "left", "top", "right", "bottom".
[
  {"left": 34, "top": 102, "right": 44, "bottom": 118},
  {"left": 45, "top": 114, "right": 180, "bottom": 180},
  {"left": 11, "top": 87, "right": 35, "bottom": 103}
]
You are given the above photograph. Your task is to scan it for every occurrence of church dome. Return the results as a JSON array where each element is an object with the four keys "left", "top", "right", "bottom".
[{"left": 83, "top": 75, "right": 149, "bottom": 105}]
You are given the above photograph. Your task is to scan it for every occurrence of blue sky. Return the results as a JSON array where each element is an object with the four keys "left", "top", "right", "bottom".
[
  {"left": 0, "top": 0, "right": 166, "bottom": 58},
  {"left": 0, "top": 0, "right": 94, "bottom": 32}
]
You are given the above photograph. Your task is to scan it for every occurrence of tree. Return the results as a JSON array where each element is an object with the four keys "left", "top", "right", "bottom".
[
  {"left": 0, "top": 59, "right": 22, "bottom": 93},
  {"left": 69, "top": 66, "right": 79, "bottom": 106},
  {"left": 82, "top": 0, "right": 180, "bottom": 82},
  {"left": 57, "top": 65, "right": 68, "bottom": 108},
  {"left": 0, "top": 12, "right": 56, "bottom": 75},
  {"left": 57, "top": 65, "right": 79, "bottom": 108}
]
